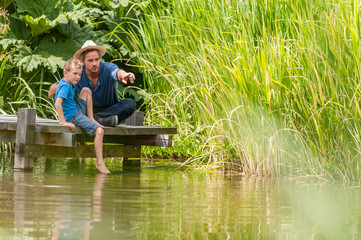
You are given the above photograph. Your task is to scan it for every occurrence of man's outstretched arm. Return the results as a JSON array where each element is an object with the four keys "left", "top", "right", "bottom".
[{"left": 117, "top": 70, "right": 135, "bottom": 84}]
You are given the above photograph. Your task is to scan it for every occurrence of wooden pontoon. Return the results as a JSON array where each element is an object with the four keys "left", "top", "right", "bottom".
[{"left": 0, "top": 108, "right": 177, "bottom": 169}]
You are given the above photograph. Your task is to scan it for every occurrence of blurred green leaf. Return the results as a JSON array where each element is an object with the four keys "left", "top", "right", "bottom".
[
  {"left": 65, "top": 2, "right": 102, "bottom": 24},
  {"left": 13, "top": 0, "right": 96, "bottom": 37},
  {"left": 23, "top": 15, "right": 54, "bottom": 36},
  {"left": 0, "top": 0, "right": 13, "bottom": 9},
  {"left": 0, "top": 36, "right": 23, "bottom": 49},
  {"left": 5, "top": 15, "right": 31, "bottom": 41}
]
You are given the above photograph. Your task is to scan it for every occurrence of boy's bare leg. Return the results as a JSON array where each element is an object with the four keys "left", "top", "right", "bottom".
[
  {"left": 94, "top": 127, "right": 110, "bottom": 174},
  {"left": 78, "top": 88, "right": 104, "bottom": 128},
  {"left": 78, "top": 88, "right": 108, "bottom": 173}
]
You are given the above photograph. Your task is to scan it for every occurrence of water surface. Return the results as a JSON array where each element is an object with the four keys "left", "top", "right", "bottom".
[{"left": 1, "top": 156, "right": 361, "bottom": 239}]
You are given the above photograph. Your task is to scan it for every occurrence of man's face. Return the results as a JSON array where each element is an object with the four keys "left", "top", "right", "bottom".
[
  {"left": 82, "top": 50, "right": 100, "bottom": 74},
  {"left": 64, "top": 68, "right": 82, "bottom": 86}
]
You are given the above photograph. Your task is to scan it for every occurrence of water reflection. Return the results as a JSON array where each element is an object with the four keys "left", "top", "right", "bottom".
[
  {"left": 50, "top": 173, "right": 108, "bottom": 239},
  {"left": 2, "top": 157, "right": 142, "bottom": 239},
  {"left": 89, "top": 170, "right": 141, "bottom": 239},
  {"left": 1, "top": 156, "right": 361, "bottom": 239}
]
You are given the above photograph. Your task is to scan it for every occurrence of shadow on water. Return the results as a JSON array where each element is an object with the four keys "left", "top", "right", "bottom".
[{"left": 1, "top": 155, "right": 361, "bottom": 239}]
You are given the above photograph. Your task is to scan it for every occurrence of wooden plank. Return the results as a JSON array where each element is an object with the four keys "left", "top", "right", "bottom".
[
  {"left": 123, "top": 145, "right": 141, "bottom": 168},
  {"left": 34, "top": 123, "right": 177, "bottom": 135},
  {"left": 15, "top": 108, "right": 36, "bottom": 169},
  {"left": 77, "top": 134, "right": 173, "bottom": 147},
  {"left": 104, "top": 125, "right": 177, "bottom": 135},
  {"left": 126, "top": 111, "right": 144, "bottom": 126},
  {"left": 23, "top": 144, "right": 141, "bottom": 158},
  {"left": 0, "top": 129, "right": 16, "bottom": 142},
  {"left": 0, "top": 114, "right": 177, "bottom": 136},
  {"left": 0, "top": 115, "right": 18, "bottom": 120},
  {"left": 0, "top": 122, "right": 9, "bottom": 130},
  {"left": 0, "top": 121, "right": 17, "bottom": 131},
  {"left": 35, "top": 124, "right": 86, "bottom": 134},
  {"left": 8, "top": 122, "right": 17, "bottom": 131},
  {"left": 34, "top": 132, "right": 77, "bottom": 147},
  {"left": 28, "top": 131, "right": 172, "bottom": 147}
]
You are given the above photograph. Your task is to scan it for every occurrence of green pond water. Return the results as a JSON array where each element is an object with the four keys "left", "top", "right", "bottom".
[{"left": 1, "top": 156, "right": 361, "bottom": 240}]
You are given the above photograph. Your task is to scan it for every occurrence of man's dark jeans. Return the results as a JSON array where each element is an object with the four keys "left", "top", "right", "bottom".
[{"left": 93, "top": 98, "right": 136, "bottom": 121}]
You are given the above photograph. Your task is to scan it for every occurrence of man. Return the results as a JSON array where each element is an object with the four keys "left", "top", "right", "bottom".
[{"left": 49, "top": 40, "right": 136, "bottom": 127}]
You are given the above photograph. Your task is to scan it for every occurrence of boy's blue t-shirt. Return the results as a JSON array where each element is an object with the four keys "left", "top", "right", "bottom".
[
  {"left": 75, "top": 62, "right": 120, "bottom": 108},
  {"left": 54, "top": 79, "right": 79, "bottom": 122}
]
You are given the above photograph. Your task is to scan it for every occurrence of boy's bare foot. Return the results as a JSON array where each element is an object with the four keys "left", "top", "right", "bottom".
[{"left": 96, "top": 164, "right": 111, "bottom": 174}]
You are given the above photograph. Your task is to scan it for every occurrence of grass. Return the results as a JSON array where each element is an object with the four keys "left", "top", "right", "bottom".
[{"left": 120, "top": 0, "right": 361, "bottom": 181}]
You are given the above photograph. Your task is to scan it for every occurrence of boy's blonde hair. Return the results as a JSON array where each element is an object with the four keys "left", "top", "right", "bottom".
[{"left": 64, "top": 58, "right": 82, "bottom": 72}]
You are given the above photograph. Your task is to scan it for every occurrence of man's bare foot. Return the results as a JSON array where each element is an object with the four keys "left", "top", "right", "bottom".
[{"left": 96, "top": 164, "right": 111, "bottom": 174}]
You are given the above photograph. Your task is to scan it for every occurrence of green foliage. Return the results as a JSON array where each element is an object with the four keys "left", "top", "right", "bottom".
[
  {"left": 0, "top": 0, "right": 145, "bottom": 117},
  {"left": 2, "top": 0, "right": 104, "bottom": 73},
  {"left": 1, "top": 0, "right": 144, "bottom": 75},
  {"left": 0, "top": 0, "right": 12, "bottom": 9},
  {"left": 124, "top": 0, "right": 361, "bottom": 181}
]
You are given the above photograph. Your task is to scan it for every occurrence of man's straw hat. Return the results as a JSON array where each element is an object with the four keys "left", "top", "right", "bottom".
[{"left": 73, "top": 40, "right": 107, "bottom": 60}]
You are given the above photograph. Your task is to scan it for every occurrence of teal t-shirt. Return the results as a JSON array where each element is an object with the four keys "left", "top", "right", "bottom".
[{"left": 54, "top": 79, "right": 79, "bottom": 122}]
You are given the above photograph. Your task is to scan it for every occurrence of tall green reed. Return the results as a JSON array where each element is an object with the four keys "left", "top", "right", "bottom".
[{"left": 123, "top": 0, "right": 361, "bottom": 180}]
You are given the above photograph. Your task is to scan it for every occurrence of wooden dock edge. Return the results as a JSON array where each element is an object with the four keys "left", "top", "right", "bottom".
[{"left": 7, "top": 108, "right": 176, "bottom": 170}]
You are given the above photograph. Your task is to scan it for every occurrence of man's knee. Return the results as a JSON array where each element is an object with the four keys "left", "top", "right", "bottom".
[
  {"left": 114, "top": 98, "right": 136, "bottom": 121},
  {"left": 122, "top": 98, "right": 136, "bottom": 111}
]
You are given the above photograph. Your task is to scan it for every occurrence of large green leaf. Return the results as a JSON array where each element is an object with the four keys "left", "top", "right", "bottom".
[
  {"left": 6, "top": 15, "right": 31, "bottom": 41},
  {"left": 14, "top": 44, "right": 66, "bottom": 73},
  {"left": 101, "top": 0, "right": 129, "bottom": 10},
  {"left": 22, "top": 14, "right": 68, "bottom": 36},
  {"left": 13, "top": 0, "right": 96, "bottom": 37},
  {"left": 6, "top": 0, "right": 140, "bottom": 73},
  {"left": 36, "top": 50, "right": 65, "bottom": 73},
  {"left": 58, "top": 21, "right": 98, "bottom": 45},
  {"left": 0, "top": 36, "right": 24, "bottom": 49},
  {"left": 66, "top": 2, "right": 102, "bottom": 25},
  {"left": 14, "top": 0, "right": 61, "bottom": 19},
  {"left": 23, "top": 15, "right": 54, "bottom": 37},
  {"left": 14, "top": 46, "right": 43, "bottom": 72},
  {"left": 37, "top": 35, "right": 79, "bottom": 59}
]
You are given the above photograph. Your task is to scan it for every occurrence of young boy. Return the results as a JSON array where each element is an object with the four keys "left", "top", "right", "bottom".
[{"left": 54, "top": 58, "right": 111, "bottom": 174}]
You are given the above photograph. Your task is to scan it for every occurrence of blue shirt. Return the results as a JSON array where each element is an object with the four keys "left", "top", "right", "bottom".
[
  {"left": 54, "top": 79, "right": 79, "bottom": 122},
  {"left": 75, "top": 62, "right": 120, "bottom": 108}
]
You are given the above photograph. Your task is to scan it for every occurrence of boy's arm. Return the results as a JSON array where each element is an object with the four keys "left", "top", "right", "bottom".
[{"left": 54, "top": 97, "right": 76, "bottom": 132}]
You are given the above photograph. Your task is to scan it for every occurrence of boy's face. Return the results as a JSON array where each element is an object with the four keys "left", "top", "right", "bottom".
[{"left": 64, "top": 68, "right": 82, "bottom": 86}]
